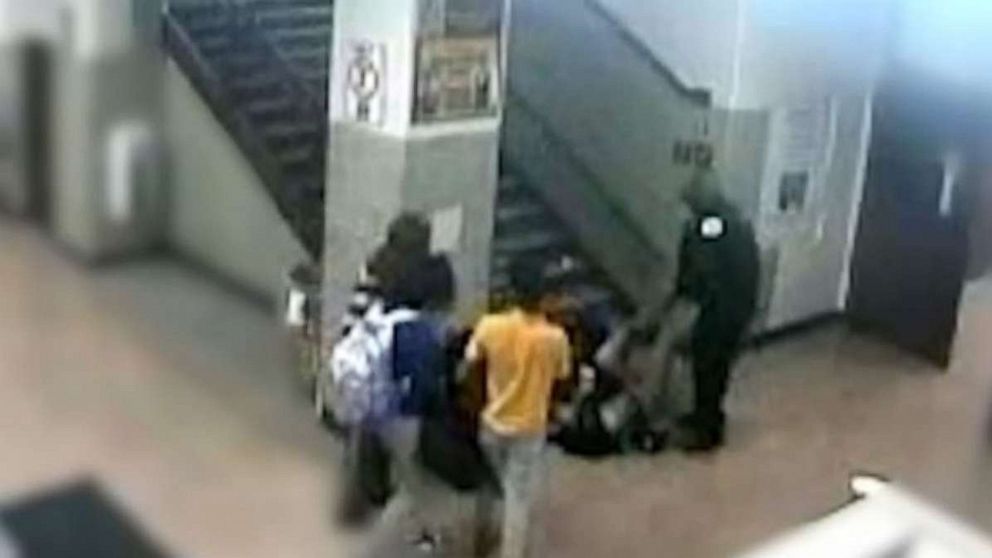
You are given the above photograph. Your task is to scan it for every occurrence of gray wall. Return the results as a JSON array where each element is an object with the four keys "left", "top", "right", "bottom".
[
  {"left": 323, "top": 123, "right": 499, "bottom": 331},
  {"left": 0, "top": 43, "right": 26, "bottom": 213},
  {"left": 402, "top": 131, "right": 500, "bottom": 317},
  {"left": 165, "top": 59, "right": 308, "bottom": 302},
  {"left": 509, "top": 0, "right": 702, "bottom": 270},
  {"left": 502, "top": 102, "right": 669, "bottom": 303},
  {"left": 508, "top": 0, "right": 769, "bottom": 291},
  {"left": 52, "top": 45, "right": 167, "bottom": 259}
]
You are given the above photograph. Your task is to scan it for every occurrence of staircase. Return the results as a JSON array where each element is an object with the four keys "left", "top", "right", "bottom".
[
  {"left": 163, "top": 0, "right": 652, "bottom": 312},
  {"left": 164, "top": 0, "right": 332, "bottom": 260},
  {"left": 492, "top": 169, "right": 623, "bottom": 310}
]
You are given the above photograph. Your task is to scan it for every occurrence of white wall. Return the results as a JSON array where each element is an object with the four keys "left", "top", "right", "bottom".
[
  {"left": 896, "top": 0, "right": 992, "bottom": 92},
  {"left": 734, "top": 0, "right": 894, "bottom": 110},
  {"left": 740, "top": 0, "right": 890, "bottom": 327},
  {"left": 329, "top": 0, "right": 418, "bottom": 136},
  {"left": 762, "top": 96, "right": 873, "bottom": 328},
  {"left": 0, "top": 0, "right": 60, "bottom": 43},
  {"left": 69, "top": 0, "right": 134, "bottom": 59},
  {"left": 597, "top": 0, "right": 894, "bottom": 110},
  {"left": 595, "top": 0, "right": 740, "bottom": 107}
]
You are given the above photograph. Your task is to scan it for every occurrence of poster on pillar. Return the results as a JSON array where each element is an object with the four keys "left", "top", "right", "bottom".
[
  {"left": 343, "top": 41, "right": 386, "bottom": 126},
  {"left": 413, "top": 0, "right": 503, "bottom": 124}
]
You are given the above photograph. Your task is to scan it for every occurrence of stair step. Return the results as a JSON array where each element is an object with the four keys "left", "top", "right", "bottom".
[
  {"left": 498, "top": 174, "right": 522, "bottom": 192},
  {"left": 263, "top": 125, "right": 324, "bottom": 150},
  {"left": 495, "top": 199, "right": 546, "bottom": 226},
  {"left": 278, "top": 145, "right": 318, "bottom": 164},
  {"left": 490, "top": 255, "right": 600, "bottom": 295},
  {"left": 279, "top": 46, "right": 329, "bottom": 71},
  {"left": 569, "top": 284, "right": 615, "bottom": 308},
  {"left": 228, "top": 75, "right": 286, "bottom": 99},
  {"left": 241, "top": 0, "right": 333, "bottom": 8},
  {"left": 261, "top": 120, "right": 322, "bottom": 137},
  {"left": 493, "top": 252, "right": 589, "bottom": 277},
  {"left": 244, "top": 98, "right": 301, "bottom": 125},
  {"left": 182, "top": 13, "right": 232, "bottom": 34},
  {"left": 492, "top": 230, "right": 568, "bottom": 256},
  {"left": 254, "top": 6, "right": 334, "bottom": 30},
  {"left": 267, "top": 25, "right": 332, "bottom": 51},
  {"left": 306, "top": 77, "right": 329, "bottom": 98},
  {"left": 196, "top": 34, "right": 235, "bottom": 55},
  {"left": 278, "top": 146, "right": 322, "bottom": 175},
  {"left": 217, "top": 52, "right": 271, "bottom": 73}
]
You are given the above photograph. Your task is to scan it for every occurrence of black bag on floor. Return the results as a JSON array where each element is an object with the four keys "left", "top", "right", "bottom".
[
  {"left": 554, "top": 389, "right": 666, "bottom": 458},
  {"left": 554, "top": 393, "right": 618, "bottom": 458}
]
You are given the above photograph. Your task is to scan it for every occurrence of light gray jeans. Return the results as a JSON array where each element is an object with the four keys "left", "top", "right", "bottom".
[{"left": 479, "top": 427, "right": 548, "bottom": 558}]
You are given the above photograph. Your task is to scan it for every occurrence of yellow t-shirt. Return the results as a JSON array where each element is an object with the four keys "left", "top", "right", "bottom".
[{"left": 466, "top": 309, "right": 572, "bottom": 436}]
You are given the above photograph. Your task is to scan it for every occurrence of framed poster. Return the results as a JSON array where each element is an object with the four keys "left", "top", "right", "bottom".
[
  {"left": 413, "top": 36, "right": 500, "bottom": 123},
  {"left": 418, "top": 0, "right": 504, "bottom": 37}
]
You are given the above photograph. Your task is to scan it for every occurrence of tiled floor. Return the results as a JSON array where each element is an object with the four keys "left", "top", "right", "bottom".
[{"left": 1, "top": 218, "right": 990, "bottom": 557}]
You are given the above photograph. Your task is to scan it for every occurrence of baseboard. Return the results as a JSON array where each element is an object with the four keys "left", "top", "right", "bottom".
[
  {"left": 748, "top": 312, "right": 846, "bottom": 349},
  {"left": 48, "top": 233, "right": 171, "bottom": 269}
]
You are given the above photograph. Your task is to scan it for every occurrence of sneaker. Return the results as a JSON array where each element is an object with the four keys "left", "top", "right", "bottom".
[{"left": 411, "top": 531, "right": 440, "bottom": 555}]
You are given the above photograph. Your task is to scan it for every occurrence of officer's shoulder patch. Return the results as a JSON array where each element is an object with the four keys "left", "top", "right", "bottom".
[{"left": 699, "top": 216, "right": 725, "bottom": 239}]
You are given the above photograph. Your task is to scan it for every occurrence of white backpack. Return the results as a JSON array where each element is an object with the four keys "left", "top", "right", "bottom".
[{"left": 331, "top": 303, "right": 418, "bottom": 426}]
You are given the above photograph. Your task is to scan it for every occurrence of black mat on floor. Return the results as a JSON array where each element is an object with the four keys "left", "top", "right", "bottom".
[{"left": 0, "top": 479, "right": 171, "bottom": 558}]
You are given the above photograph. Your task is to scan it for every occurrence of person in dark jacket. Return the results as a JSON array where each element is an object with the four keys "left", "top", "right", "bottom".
[
  {"left": 342, "top": 213, "right": 433, "bottom": 333},
  {"left": 670, "top": 170, "right": 760, "bottom": 452}
]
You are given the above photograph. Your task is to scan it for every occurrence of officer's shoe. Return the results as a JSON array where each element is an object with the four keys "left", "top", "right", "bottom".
[
  {"left": 674, "top": 420, "right": 725, "bottom": 453},
  {"left": 678, "top": 429, "right": 724, "bottom": 453}
]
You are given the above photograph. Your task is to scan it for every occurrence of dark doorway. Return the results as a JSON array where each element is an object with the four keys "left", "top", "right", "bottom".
[
  {"left": 23, "top": 39, "right": 53, "bottom": 226},
  {"left": 848, "top": 71, "right": 989, "bottom": 367}
]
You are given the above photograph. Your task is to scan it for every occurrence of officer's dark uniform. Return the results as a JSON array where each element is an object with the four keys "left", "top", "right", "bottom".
[{"left": 675, "top": 202, "right": 759, "bottom": 445}]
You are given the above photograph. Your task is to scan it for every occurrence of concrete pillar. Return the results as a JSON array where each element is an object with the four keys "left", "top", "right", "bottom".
[
  {"left": 51, "top": 0, "right": 166, "bottom": 261},
  {"left": 323, "top": 0, "right": 507, "bottom": 332}
]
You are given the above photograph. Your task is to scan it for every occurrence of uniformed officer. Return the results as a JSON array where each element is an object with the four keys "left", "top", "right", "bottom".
[{"left": 671, "top": 170, "right": 760, "bottom": 452}]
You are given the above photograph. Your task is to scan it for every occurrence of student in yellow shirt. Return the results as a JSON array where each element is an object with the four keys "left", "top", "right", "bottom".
[{"left": 465, "top": 257, "right": 571, "bottom": 558}]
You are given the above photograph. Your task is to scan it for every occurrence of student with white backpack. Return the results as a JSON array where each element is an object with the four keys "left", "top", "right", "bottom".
[{"left": 334, "top": 252, "right": 461, "bottom": 555}]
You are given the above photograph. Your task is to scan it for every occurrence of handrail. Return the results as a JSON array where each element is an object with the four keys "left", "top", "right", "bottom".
[
  {"left": 504, "top": 88, "right": 666, "bottom": 262},
  {"left": 580, "top": 0, "right": 712, "bottom": 107}
]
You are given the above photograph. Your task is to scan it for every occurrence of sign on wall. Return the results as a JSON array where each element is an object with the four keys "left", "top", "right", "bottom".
[
  {"left": 343, "top": 41, "right": 386, "bottom": 126},
  {"left": 418, "top": 0, "right": 504, "bottom": 37},
  {"left": 413, "top": 0, "right": 503, "bottom": 124},
  {"left": 413, "top": 36, "right": 499, "bottom": 123}
]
